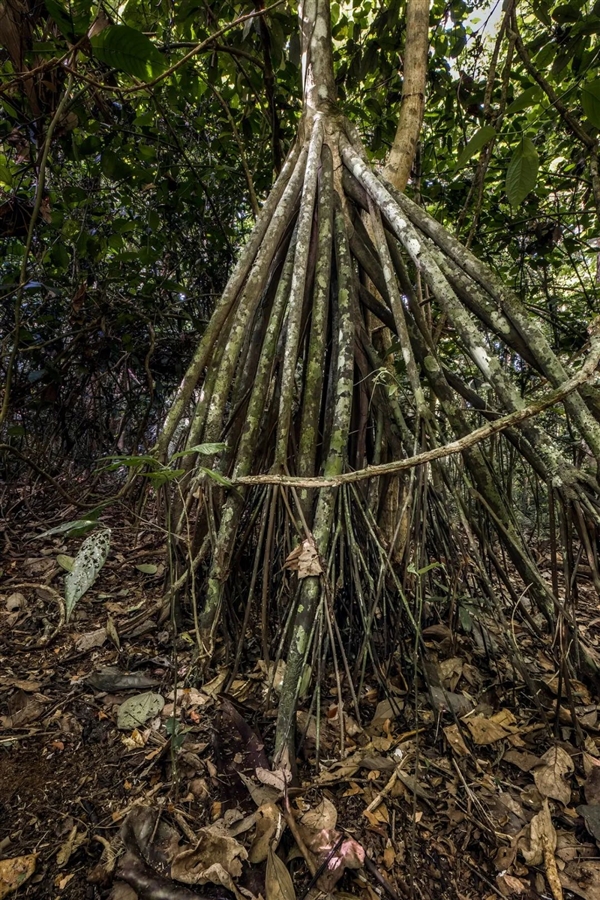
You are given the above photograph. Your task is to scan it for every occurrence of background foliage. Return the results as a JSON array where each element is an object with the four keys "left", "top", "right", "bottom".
[{"left": 1, "top": 0, "right": 599, "bottom": 472}]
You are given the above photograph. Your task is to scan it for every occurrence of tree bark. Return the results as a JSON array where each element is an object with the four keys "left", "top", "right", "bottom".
[{"left": 384, "top": 0, "right": 430, "bottom": 191}]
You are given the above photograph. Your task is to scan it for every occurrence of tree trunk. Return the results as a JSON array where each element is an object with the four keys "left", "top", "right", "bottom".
[{"left": 384, "top": 0, "right": 430, "bottom": 191}]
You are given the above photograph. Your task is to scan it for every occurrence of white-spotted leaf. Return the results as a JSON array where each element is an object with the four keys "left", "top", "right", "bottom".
[{"left": 64, "top": 528, "right": 111, "bottom": 622}]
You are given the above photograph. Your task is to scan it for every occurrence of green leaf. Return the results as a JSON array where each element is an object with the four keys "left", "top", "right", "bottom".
[
  {"left": 135, "top": 563, "right": 158, "bottom": 575},
  {"left": 91, "top": 25, "right": 167, "bottom": 81},
  {"left": 581, "top": 79, "right": 600, "bottom": 128},
  {"left": 34, "top": 511, "right": 103, "bottom": 539},
  {"left": 454, "top": 126, "right": 496, "bottom": 171},
  {"left": 45, "top": 0, "right": 91, "bottom": 38},
  {"left": 169, "top": 442, "right": 227, "bottom": 461},
  {"left": 144, "top": 468, "right": 185, "bottom": 485},
  {"left": 506, "top": 85, "right": 543, "bottom": 115},
  {"left": 199, "top": 467, "right": 233, "bottom": 488},
  {"left": 56, "top": 554, "right": 75, "bottom": 572},
  {"left": 505, "top": 137, "right": 539, "bottom": 207}
]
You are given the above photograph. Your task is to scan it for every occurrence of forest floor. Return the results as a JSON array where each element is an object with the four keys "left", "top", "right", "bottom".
[{"left": 2, "top": 491, "right": 600, "bottom": 900}]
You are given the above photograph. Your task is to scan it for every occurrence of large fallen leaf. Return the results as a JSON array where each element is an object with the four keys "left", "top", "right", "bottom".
[
  {"left": 533, "top": 747, "right": 573, "bottom": 806},
  {"left": 65, "top": 528, "right": 111, "bottom": 622},
  {"left": 0, "top": 855, "right": 36, "bottom": 899},
  {"left": 171, "top": 824, "right": 247, "bottom": 889},
  {"left": 520, "top": 800, "right": 562, "bottom": 900},
  {"left": 266, "top": 845, "right": 295, "bottom": 900},
  {"left": 117, "top": 692, "right": 164, "bottom": 730}
]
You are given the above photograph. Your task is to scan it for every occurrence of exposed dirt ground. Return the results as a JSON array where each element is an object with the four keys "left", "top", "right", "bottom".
[{"left": 2, "top": 494, "right": 600, "bottom": 900}]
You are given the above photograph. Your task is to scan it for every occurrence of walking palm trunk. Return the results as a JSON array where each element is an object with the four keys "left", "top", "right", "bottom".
[{"left": 157, "top": 0, "right": 600, "bottom": 760}]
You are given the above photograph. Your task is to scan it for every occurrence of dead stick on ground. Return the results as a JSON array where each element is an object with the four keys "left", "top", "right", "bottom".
[{"left": 282, "top": 798, "right": 317, "bottom": 877}]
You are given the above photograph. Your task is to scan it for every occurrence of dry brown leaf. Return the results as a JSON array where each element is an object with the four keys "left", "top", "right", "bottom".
[
  {"left": 559, "top": 860, "right": 600, "bottom": 900},
  {"left": 0, "top": 855, "right": 37, "bottom": 899},
  {"left": 503, "top": 749, "right": 542, "bottom": 772},
  {"left": 283, "top": 538, "right": 322, "bottom": 578},
  {"left": 533, "top": 746, "right": 573, "bottom": 806},
  {"left": 443, "top": 723, "right": 469, "bottom": 756},
  {"left": 465, "top": 710, "right": 516, "bottom": 745},
  {"left": 584, "top": 766, "right": 600, "bottom": 805},
  {"left": 248, "top": 803, "right": 282, "bottom": 864},
  {"left": 266, "top": 845, "right": 296, "bottom": 900},
  {"left": 521, "top": 800, "right": 562, "bottom": 900},
  {"left": 496, "top": 873, "right": 526, "bottom": 896},
  {"left": 57, "top": 826, "right": 87, "bottom": 867},
  {"left": 171, "top": 824, "right": 247, "bottom": 891},
  {"left": 439, "top": 657, "right": 464, "bottom": 691},
  {"left": 300, "top": 797, "right": 337, "bottom": 831}
]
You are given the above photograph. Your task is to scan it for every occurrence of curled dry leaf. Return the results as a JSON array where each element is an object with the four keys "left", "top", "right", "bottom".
[
  {"left": 533, "top": 746, "right": 574, "bottom": 806},
  {"left": 0, "top": 855, "right": 37, "bottom": 899},
  {"left": 248, "top": 803, "right": 282, "bottom": 864},
  {"left": 520, "top": 800, "right": 562, "bottom": 900},
  {"left": 283, "top": 538, "right": 322, "bottom": 579},
  {"left": 266, "top": 845, "right": 296, "bottom": 900},
  {"left": 57, "top": 826, "right": 87, "bottom": 867},
  {"left": 171, "top": 824, "right": 247, "bottom": 892},
  {"left": 256, "top": 767, "right": 291, "bottom": 793}
]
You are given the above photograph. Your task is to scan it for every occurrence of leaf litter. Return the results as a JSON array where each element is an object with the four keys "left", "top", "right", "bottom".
[{"left": 2, "top": 509, "right": 600, "bottom": 900}]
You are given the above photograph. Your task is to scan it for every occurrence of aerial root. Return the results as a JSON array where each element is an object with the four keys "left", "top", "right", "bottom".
[{"left": 153, "top": 114, "right": 600, "bottom": 754}]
